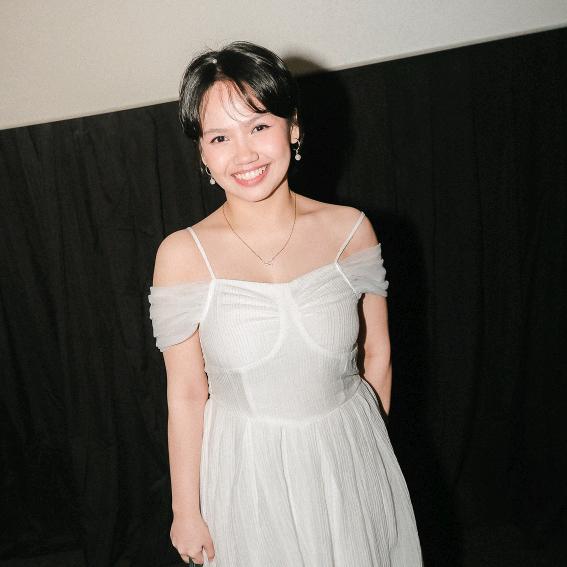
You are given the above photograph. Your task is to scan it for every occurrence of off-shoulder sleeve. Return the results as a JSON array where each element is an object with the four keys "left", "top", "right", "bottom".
[
  {"left": 339, "top": 244, "right": 389, "bottom": 297},
  {"left": 148, "top": 280, "right": 211, "bottom": 352}
]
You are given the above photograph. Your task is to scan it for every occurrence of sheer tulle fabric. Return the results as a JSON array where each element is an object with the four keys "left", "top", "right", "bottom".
[
  {"left": 339, "top": 243, "right": 389, "bottom": 297},
  {"left": 148, "top": 280, "right": 210, "bottom": 352}
]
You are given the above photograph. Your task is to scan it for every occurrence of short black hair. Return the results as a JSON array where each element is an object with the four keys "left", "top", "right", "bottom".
[{"left": 178, "top": 41, "right": 302, "bottom": 144}]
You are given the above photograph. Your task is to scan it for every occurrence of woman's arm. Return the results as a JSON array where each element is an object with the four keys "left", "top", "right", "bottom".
[
  {"left": 358, "top": 294, "right": 392, "bottom": 415},
  {"left": 163, "top": 335, "right": 209, "bottom": 518},
  {"left": 338, "top": 210, "right": 392, "bottom": 415},
  {"left": 164, "top": 335, "right": 215, "bottom": 564},
  {"left": 152, "top": 231, "right": 216, "bottom": 563}
]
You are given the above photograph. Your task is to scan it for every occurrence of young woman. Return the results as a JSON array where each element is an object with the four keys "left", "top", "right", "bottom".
[{"left": 148, "top": 41, "right": 422, "bottom": 566}]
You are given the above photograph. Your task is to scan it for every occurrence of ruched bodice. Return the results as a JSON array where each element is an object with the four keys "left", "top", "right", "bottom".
[{"left": 148, "top": 210, "right": 422, "bottom": 566}]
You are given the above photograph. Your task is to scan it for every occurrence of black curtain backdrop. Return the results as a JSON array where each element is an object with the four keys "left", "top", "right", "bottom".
[{"left": 1, "top": 27, "right": 566, "bottom": 567}]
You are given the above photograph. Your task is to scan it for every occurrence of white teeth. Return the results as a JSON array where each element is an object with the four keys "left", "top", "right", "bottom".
[{"left": 234, "top": 166, "right": 267, "bottom": 180}]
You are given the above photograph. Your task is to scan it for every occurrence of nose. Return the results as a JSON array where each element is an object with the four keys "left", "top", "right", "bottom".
[{"left": 233, "top": 135, "right": 259, "bottom": 166}]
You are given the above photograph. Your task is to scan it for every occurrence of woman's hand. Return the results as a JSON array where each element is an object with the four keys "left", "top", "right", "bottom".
[{"left": 171, "top": 512, "right": 216, "bottom": 565}]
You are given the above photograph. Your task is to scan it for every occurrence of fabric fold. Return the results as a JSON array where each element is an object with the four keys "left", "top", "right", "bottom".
[
  {"left": 148, "top": 280, "right": 211, "bottom": 351},
  {"left": 339, "top": 243, "right": 389, "bottom": 297}
]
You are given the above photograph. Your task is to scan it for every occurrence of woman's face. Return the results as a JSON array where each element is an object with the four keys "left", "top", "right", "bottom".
[{"left": 199, "top": 81, "right": 299, "bottom": 201}]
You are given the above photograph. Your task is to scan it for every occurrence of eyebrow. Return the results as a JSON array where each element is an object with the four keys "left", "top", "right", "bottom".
[{"left": 203, "top": 113, "right": 268, "bottom": 136}]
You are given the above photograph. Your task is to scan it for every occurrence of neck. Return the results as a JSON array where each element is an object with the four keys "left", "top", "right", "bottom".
[{"left": 223, "top": 185, "right": 296, "bottom": 232}]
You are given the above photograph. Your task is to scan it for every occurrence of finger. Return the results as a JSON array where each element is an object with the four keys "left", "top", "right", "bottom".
[
  {"left": 204, "top": 542, "right": 215, "bottom": 560},
  {"left": 192, "top": 550, "right": 204, "bottom": 564},
  {"left": 179, "top": 553, "right": 191, "bottom": 564}
]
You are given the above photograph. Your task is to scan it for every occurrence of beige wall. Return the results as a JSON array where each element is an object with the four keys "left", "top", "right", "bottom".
[{"left": 1, "top": 0, "right": 566, "bottom": 130}]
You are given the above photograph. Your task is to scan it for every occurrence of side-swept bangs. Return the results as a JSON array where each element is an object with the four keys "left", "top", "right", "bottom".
[{"left": 179, "top": 41, "right": 301, "bottom": 143}]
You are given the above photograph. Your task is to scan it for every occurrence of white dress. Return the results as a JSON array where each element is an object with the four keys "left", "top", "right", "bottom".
[{"left": 148, "top": 210, "right": 423, "bottom": 566}]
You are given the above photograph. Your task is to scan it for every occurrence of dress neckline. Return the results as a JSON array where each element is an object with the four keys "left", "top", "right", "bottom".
[
  {"left": 148, "top": 244, "right": 382, "bottom": 291},
  {"left": 186, "top": 210, "right": 370, "bottom": 285},
  {"left": 214, "top": 259, "right": 338, "bottom": 287},
  {"left": 211, "top": 244, "right": 380, "bottom": 286}
]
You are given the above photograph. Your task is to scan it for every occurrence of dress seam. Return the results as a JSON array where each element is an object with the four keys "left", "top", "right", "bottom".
[{"left": 208, "top": 378, "right": 363, "bottom": 426}]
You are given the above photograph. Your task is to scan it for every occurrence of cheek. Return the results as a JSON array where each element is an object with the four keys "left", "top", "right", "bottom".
[
  {"left": 264, "top": 132, "right": 291, "bottom": 159},
  {"left": 201, "top": 146, "right": 224, "bottom": 169}
]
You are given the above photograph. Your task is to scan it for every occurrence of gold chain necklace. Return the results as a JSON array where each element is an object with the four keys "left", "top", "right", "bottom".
[{"left": 222, "top": 191, "right": 297, "bottom": 266}]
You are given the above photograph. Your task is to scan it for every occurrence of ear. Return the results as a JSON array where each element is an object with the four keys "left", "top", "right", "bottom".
[{"left": 289, "top": 122, "right": 300, "bottom": 144}]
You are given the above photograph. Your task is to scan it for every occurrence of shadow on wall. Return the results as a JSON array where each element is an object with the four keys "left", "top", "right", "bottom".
[{"left": 283, "top": 55, "right": 354, "bottom": 206}]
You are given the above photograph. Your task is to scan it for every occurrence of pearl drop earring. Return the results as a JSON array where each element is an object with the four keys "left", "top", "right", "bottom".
[
  {"left": 293, "top": 139, "right": 302, "bottom": 161},
  {"left": 205, "top": 165, "right": 216, "bottom": 185}
]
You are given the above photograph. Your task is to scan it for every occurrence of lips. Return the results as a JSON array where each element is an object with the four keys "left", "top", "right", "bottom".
[
  {"left": 233, "top": 165, "right": 268, "bottom": 181},
  {"left": 232, "top": 164, "right": 270, "bottom": 186}
]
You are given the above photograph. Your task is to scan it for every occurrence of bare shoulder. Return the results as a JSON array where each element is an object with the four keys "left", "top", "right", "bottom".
[
  {"left": 299, "top": 196, "right": 357, "bottom": 227},
  {"left": 306, "top": 199, "right": 379, "bottom": 250},
  {"left": 152, "top": 227, "right": 211, "bottom": 286},
  {"left": 347, "top": 207, "right": 380, "bottom": 249}
]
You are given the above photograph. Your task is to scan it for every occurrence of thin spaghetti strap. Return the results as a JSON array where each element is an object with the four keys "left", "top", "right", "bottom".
[
  {"left": 186, "top": 227, "right": 216, "bottom": 279},
  {"left": 334, "top": 210, "right": 366, "bottom": 262}
]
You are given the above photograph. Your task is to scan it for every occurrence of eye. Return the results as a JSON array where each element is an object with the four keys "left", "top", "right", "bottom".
[
  {"left": 253, "top": 124, "right": 270, "bottom": 133},
  {"left": 210, "top": 135, "right": 226, "bottom": 144}
]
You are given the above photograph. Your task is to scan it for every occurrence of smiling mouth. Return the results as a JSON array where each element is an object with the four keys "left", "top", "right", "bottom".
[{"left": 233, "top": 165, "right": 268, "bottom": 181}]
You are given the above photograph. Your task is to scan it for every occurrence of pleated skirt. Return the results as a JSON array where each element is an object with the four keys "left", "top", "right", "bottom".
[{"left": 199, "top": 378, "right": 423, "bottom": 566}]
